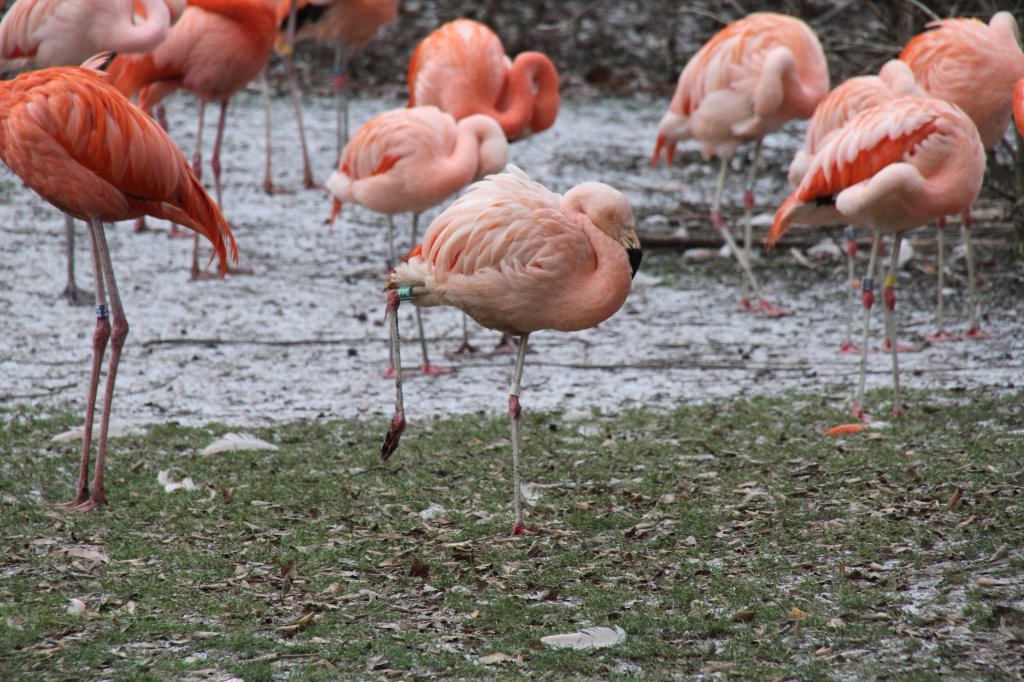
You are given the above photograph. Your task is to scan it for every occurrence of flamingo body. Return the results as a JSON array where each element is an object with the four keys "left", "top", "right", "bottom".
[
  {"left": 1014, "top": 79, "right": 1024, "bottom": 136},
  {"left": 789, "top": 59, "right": 919, "bottom": 186},
  {"left": 326, "top": 105, "right": 509, "bottom": 220},
  {"left": 0, "top": 66, "right": 235, "bottom": 510},
  {"left": 0, "top": 0, "right": 185, "bottom": 71},
  {"left": 654, "top": 12, "right": 829, "bottom": 164},
  {"left": 382, "top": 166, "right": 641, "bottom": 533},
  {"left": 900, "top": 13, "right": 1024, "bottom": 149},
  {"left": 407, "top": 19, "right": 560, "bottom": 141},
  {"left": 276, "top": 0, "right": 397, "bottom": 48}
]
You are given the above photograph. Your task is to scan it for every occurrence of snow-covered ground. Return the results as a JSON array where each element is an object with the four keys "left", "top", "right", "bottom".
[{"left": 1, "top": 93, "right": 1020, "bottom": 427}]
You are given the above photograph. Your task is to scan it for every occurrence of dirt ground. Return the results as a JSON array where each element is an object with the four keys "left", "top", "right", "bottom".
[{"left": 1, "top": 93, "right": 1021, "bottom": 429}]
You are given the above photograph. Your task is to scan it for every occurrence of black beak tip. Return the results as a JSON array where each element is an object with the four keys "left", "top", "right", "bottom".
[{"left": 627, "top": 247, "right": 642, "bottom": 279}]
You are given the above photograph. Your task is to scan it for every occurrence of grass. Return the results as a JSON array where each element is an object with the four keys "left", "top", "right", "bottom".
[{"left": 1, "top": 389, "right": 1023, "bottom": 680}]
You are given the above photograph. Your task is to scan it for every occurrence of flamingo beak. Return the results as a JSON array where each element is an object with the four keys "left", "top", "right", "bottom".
[{"left": 622, "top": 230, "right": 642, "bottom": 279}]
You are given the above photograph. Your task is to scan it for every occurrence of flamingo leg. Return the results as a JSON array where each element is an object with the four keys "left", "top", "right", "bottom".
[
  {"left": 381, "top": 289, "right": 406, "bottom": 459},
  {"left": 174, "top": 100, "right": 208, "bottom": 241},
  {"left": 852, "top": 230, "right": 881, "bottom": 421},
  {"left": 929, "top": 216, "right": 952, "bottom": 341},
  {"left": 508, "top": 333, "right": 534, "bottom": 535},
  {"left": 710, "top": 155, "right": 788, "bottom": 317},
  {"left": 212, "top": 99, "right": 227, "bottom": 207},
  {"left": 961, "top": 209, "right": 987, "bottom": 339},
  {"left": 385, "top": 214, "right": 396, "bottom": 271},
  {"left": 58, "top": 224, "right": 110, "bottom": 509},
  {"left": 740, "top": 139, "right": 762, "bottom": 304},
  {"left": 260, "top": 69, "right": 280, "bottom": 195},
  {"left": 62, "top": 214, "right": 93, "bottom": 305},
  {"left": 408, "top": 214, "right": 452, "bottom": 376},
  {"left": 77, "top": 219, "right": 129, "bottom": 511},
  {"left": 839, "top": 226, "right": 859, "bottom": 354},
  {"left": 279, "top": 0, "right": 315, "bottom": 189},
  {"left": 883, "top": 233, "right": 903, "bottom": 417}
]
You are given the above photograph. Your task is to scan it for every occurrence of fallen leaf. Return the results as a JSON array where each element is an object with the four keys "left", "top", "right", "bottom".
[
  {"left": 276, "top": 611, "right": 315, "bottom": 632},
  {"left": 790, "top": 607, "right": 809, "bottom": 620},
  {"left": 479, "top": 652, "right": 519, "bottom": 665},
  {"left": 64, "top": 546, "right": 109, "bottom": 563},
  {"left": 409, "top": 557, "right": 429, "bottom": 578},
  {"left": 200, "top": 432, "right": 279, "bottom": 456},
  {"left": 977, "top": 577, "right": 1013, "bottom": 588},
  {"left": 732, "top": 610, "right": 756, "bottom": 623},
  {"left": 540, "top": 625, "right": 626, "bottom": 650}
]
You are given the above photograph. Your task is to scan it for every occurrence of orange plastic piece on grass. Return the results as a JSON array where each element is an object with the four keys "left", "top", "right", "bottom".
[{"left": 825, "top": 423, "right": 865, "bottom": 437}]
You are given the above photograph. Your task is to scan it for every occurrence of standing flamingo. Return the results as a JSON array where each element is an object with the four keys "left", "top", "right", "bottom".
[
  {"left": 325, "top": 105, "right": 509, "bottom": 374},
  {"left": 653, "top": 12, "right": 829, "bottom": 317},
  {"left": 107, "top": 0, "right": 277, "bottom": 278},
  {"left": 788, "top": 59, "right": 920, "bottom": 353},
  {"left": 380, "top": 166, "right": 641, "bottom": 534},
  {"left": 767, "top": 96, "right": 984, "bottom": 420},
  {"left": 0, "top": 0, "right": 186, "bottom": 304},
  {"left": 264, "top": 0, "right": 398, "bottom": 191},
  {"left": 407, "top": 18, "right": 560, "bottom": 142},
  {"left": 0, "top": 65, "right": 236, "bottom": 510},
  {"left": 1015, "top": 79, "right": 1024, "bottom": 136},
  {"left": 900, "top": 12, "right": 1024, "bottom": 340}
]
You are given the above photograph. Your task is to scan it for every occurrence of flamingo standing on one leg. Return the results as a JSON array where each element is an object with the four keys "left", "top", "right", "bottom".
[
  {"left": 106, "top": 0, "right": 277, "bottom": 278},
  {"left": 407, "top": 18, "right": 559, "bottom": 353},
  {"left": 380, "top": 166, "right": 641, "bottom": 535},
  {"left": 0, "top": 65, "right": 236, "bottom": 510},
  {"left": 263, "top": 0, "right": 397, "bottom": 191},
  {"left": 0, "top": 0, "right": 186, "bottom": 304},
  {"left": 767, "top": 96, "right": 984, "bottom": 421},
  {"left": 788, "top": 59, "right": 920, "bottom": 353},
  {"left": 900, "top": 12, "right": 1024, "bottom": 340},
  {"left": 325, "top": 105, "right": 509, "bottom": 375},
  {"left": 653, "top": 12, "right": 829, "bottom": 317},
  {"left": 1014, "top": 79, "right": 1024, "bottom": 136}
]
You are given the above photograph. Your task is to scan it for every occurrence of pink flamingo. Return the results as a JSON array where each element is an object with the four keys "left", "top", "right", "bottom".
[
  {"left": 325, "top": 105, "right": 509, "bottom": 374},
  {"left": 653, "top": 12, "right": 829, "bottom": 317},
  {"left": 1015, "top": 79, "right": 1024, "bottom": 136},
  {"left": 900, "top": 12, "right": 1024, "bottom": 340},
  {"left": 107, "top": 0, "right": 277, "bottom": 278},
  {"left": 407, "top": 18, "right": 560, "bottom": 142},
  {"left": 788, "top": 59, "right": 920, "bottom": 353},
  {"left": 768, "top": 96, "right": 984, "bottom": 421},
  {"left": 380, "top": 166, "right": 641, "bottom": 535},
  {"left": 0, "top": 65, "right": 236, "bottom": 510},
  {"left": 0, "top": 0, "right": 186, "bottom": 304},
  {"left": 265, "top": 0, "right": 398, "bottom": 191}
]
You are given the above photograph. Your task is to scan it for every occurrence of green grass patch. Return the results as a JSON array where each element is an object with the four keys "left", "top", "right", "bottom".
[{"left": 2, "top": 389, "right": 1022, "bottom": 679}]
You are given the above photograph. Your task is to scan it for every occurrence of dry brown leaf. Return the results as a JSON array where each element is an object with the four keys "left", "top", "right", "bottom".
[
  {"left": 790, "top": 607, "right": 809, "bottom": 620},
  {"left": 409, "top": 557, "right": 429, "bottom": 578},
  {"left": 277, "top": 611, "right": 315, "bottom": 632},
  {"left": 732, "top": 610, "right": 756, "bottom": 623},
  {"left": 977, "top": 577, "right": 1013, "bottom": 588}
]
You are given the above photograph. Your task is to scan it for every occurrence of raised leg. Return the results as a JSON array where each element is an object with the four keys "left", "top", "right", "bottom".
[
  {"left": 61, "top": 215, "right": 93, "bottom": 306},
  {"left": 929, "top": 216, "right": 953, "bottom": 341},
  {"left": 839, "top": 226, "right": 859, "bottom": 354},
  {"left": 960, "top": 208, "right": 987, "bottom": 339},
  {"left": 882, "top": 233, "right": 904, "bottom": 417},
  {"left": 381, "top": 289, "right": 406, "bottom": 459},
  {"left": 852, "top": 231, "right": 881, "bottom": 421},
  {"left": 58, "top": 225, "right": 110, "bottom": 509},
  {"left": 709, "top": 156, "right": 789, "bottom": 317},
  {"left": 508, "top": 333, "right": 535, "bottom": 535}
]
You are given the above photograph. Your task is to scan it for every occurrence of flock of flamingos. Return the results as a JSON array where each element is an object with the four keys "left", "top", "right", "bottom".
[{"left": 1, "top": 1, "right": 1022, "bottom": 533}]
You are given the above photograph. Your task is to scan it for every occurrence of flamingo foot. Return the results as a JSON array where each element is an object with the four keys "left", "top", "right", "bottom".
[
  {"left": 381, "top": 412, "right": 405, "bottom": 461},
  {"left": 303, "top": 177, "right": 323, "bottom": 191},
  {"left": 891, "top": 405, "right": 906, "bottom": 418},
  {"left": 446, "top": 340, "right": 480, "bottom": 357},
  {"left": 710, "top": 210, "right": 726, "bottom": 230},
  {"left": 61, "top": 283, "right": 95, "bottom": 306},
  {"left": 883, "top": 339, "right": 921, "bottom": 353},
  {"left": 168, "top": 224, "right": 192, "bottom": 240},
  {"left": 962, "top": 326, "right": 990, "bottom": 340},
  {"left": 133, "top": 217, "right": 156, "bottom": 233},
  {"left": 837, "top": 340, "right": 861, "bottom": 355},
  {"left": 56, "top": 493, "right": 90, "bottom": 510},
  {"left": 491, "top": 334, "right": 521, "bottom": 355},
  {"left": 61, "top": 491, "right": 106, "bottom": 512},
  {"left": 738, "top": 297, "right": 757, "bottom": 312},
  {"left": 852, "top": 404, "right": 870, "bottom": 423},
  {"left": 757, "top": 299, "right": 792, "bottom": 318},
  {"left": 511, "top": 522, "right": 538, "bottom": 536},
  {"left": 421, "top": 363, "right": 455, "bottom": 377},
  {"left": 928, "top": 330, "right": 956, "bottom": 343},
  {"left": 263, "top": 182, "right": 292, "bottom": 195}
]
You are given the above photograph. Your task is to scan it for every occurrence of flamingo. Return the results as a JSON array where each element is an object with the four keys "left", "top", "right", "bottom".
[
  {"left": 264, "top": 0, "right": 398, "bottom": 191},
  {"left": 0, "top": 0, "right": 186, "bottom": 304},
  {"left": 407, "top": 18, "right": 560, "bottom": 142},
  {"left": 788, "top": 59, "right": 920, "bottom": 353},
  {"left": 106, "top": 0, "right": 277, "bottom": 278},
  {"left": 1015, "top": 79, "right": 1024, "bottom": 136},
  {"left": 767, "top": 96, "right": 984, "bottom": 421},
  {"left": 900, "top": 12, "right": 1024, "bottom": 340},
  {"left": 653, "top": 12, "right": 829, "bottom": 317},
  {"left": 325, "top": 105, "right": 509, "bottom": 375},
  {"left": 0, "top": 65, "right": 236, "bottom": 510},
  {"left": 380, "top": 166, "right": 642, "bottom": 535}
]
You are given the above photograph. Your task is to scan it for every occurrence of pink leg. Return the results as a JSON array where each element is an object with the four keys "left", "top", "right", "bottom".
[
  {"left": 58, "top": 225, "right": 110, "bottom": 509},
  {"left": 882, "top": 234, "right": 904, "bottom": 417},
  {"left": 260, "top": 69, "right": 283, "bottom": 195},
  {"left": 408, "top": 215, "right": 452, "bottom": 376},
  {"left": 960, "top": 209, "right": 988, "bottom": 339},
  {"left": 381, "top": 289, "right": 407, "bottom": 459},
  {"left": 73, "top": 219, "right": 129, "bottom": 511},
  {"left": 61, "top": 214, "right": 93, "bottom": 306},
  {"left": 838, "top": 226, "right": 860, "bottom": 354},
  {"left": 852, "top": 231, "right": 881, "bottom": 421},
  {"left": 929, "top": 216, "right": 954, "bottom": 342},
  {"left": 172, "top": 100, "right": 208, "bottom": 241},
  {"left": 508, "top": 333, "right": 537, "bottom": 536}
]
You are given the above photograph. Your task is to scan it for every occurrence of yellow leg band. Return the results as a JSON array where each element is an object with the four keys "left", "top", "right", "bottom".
[{"left": 884, "top": 275, "right": 896, "bottom": 289}]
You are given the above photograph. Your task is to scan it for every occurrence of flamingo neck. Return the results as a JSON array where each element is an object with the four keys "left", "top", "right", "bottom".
[
  {"left": 109, "top": 0, "right": 172, "bottom": 54},
  {"left": 493, "top": 52, "right": 559, "bottom": 140},
  {"left": 559, "top": 197, "right": 632, "bottom": 328}
]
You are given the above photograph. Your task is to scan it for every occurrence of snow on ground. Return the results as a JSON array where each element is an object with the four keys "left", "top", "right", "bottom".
[{"left": 0, "top": 93, "right": 1020, "bottom": 427}]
